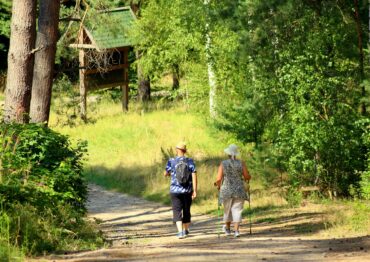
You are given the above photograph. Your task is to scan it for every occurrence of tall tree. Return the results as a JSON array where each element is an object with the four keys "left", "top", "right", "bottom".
[
  {"left": 30, "top": 0, "right": 61, "bottom": 124},
  {"left": 204, "top": 0, "right": 216, "bottom": 118},
  {"left": 354, "top": 0, "right": 366, "bottom": 114},
  {"left": 3, "top": 0, "right": 36, "bottom": 123},
  {"left": 131, "top": 0, "right": 151, "bottom": 102}
]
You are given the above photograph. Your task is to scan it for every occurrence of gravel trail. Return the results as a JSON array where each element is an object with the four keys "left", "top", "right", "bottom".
[{"left": 44, "top": 184, "right": 369, "bottom": 262}]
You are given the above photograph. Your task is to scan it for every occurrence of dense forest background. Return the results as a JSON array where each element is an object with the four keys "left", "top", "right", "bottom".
[
  {"left": 1, "top": 0, "right": 364, "bottom": 197},
  {"left": 0, "top": 0, "right": 370, "bottom": 259}
]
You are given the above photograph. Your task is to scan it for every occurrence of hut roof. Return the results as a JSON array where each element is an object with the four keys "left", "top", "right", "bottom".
[{"left": 73, "top": 7, "right": 136, "bottom": 51}]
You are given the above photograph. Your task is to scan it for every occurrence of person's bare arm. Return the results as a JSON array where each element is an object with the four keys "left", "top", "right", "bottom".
[
  {"left": 242, "top": 161, "right": 251, "bottom": 181},
  {"left": 192, "top": 173, "right": 197, "bottom": 199},
  {"left": 214, "top": 164, "right": 223, "bottom": 190}
]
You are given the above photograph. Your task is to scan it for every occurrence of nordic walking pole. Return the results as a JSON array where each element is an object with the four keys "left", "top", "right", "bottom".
[
  {"left": 217, "top": 190, "right": 221, "bottom": 239},
  {"left": 214, "top": 181, "right": 221, "bottom": 239},
  {"left": 247, "top": 180, "right": 252, "bottom": 235},
  {"left": 248, "top": 197, "right": 252, "bottom": 235}
]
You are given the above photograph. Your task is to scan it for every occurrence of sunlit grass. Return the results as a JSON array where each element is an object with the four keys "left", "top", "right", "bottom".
[{"left": 51, "top": 100, "right": 233, "bottom": 208}]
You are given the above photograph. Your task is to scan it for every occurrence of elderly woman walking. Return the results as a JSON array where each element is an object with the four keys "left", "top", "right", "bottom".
[{"left": 214, "top": 144, "right": 251, "bottom": 237}]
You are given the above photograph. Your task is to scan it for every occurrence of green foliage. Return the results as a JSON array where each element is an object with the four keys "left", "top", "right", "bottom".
[
  {"left": 0, "top": 204, "right": 104, "bottom": 256},
  {"left": 52, "top": 74, "right": 81, "bottom": 127},
  {"left": 285, "top": 187, "right": 303, "bottom": 208},
  {"left": 130, "top": 0, "right": 207, "bottom": 82},
  {"left": 0, "top": 0, "right": 11, "bottom": 51},
  {"left": 359, "top": 119, "right": 370, "bottom": 199},
  {"left": 0, "top": 124, "right": 101, "bottom": 255},
  {"left": 208, "top": 0, "right": 368, "bottom": 197},
  {"left": 0, "top": 123, "right": 88, "bottom": 213}
]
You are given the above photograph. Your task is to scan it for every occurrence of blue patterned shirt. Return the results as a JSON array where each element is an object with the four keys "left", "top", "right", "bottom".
[{"left": 166, "top": 156, "right": 196, "bottom": 194}]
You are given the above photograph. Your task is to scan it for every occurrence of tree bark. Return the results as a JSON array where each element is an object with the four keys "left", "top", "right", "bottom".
[
  {"left": 130, "top": 2, "right": 140, "bottom": 15},
  {"left": 4, "top": 0, "right": 37, "bottom": 123},
  {"left": 138, "top": 73, "right": 151, "bottom": 102},
  {"left": 30, "top": 0, "right": 61, "bottom": 124},
  {"left": 172, "top": 64, "right": 180, "bottom": 90},
  {"left": 354, "top": 0, "right": 366, "bottom": 114},
  {"left": 204, "top": 0, "right": 217, "bottom": 118}
]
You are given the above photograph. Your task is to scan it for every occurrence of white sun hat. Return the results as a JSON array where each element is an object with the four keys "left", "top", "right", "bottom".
[{"left": 224, "top": 144, "right": 240, "bottom": 157}]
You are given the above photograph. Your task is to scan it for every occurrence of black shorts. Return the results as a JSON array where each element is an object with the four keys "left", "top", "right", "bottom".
[{"left": 170, "top": 193, "right": 192, "bottom": 223}]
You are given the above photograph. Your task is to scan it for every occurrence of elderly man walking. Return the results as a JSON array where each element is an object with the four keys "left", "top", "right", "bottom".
[{"left": 164, "top": 142, "right": 197, "bottom": 239}]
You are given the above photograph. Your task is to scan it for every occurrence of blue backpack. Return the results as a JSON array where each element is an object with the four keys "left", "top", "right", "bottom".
[{"left": 172, "top": 158, "right": 192, "bottom": 186}]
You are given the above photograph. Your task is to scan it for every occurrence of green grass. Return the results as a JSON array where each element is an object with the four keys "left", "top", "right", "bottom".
[
  {"left": 51, "top": 100, "right": 235, "bottom": 212},
  {"left": 0, "top": 211, "right": 24, "bottom": 262},
  {"left": 0, "top": 243, "right": 24, "bottom": 262}
]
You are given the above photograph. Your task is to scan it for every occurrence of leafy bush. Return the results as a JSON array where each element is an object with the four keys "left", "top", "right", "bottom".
[
  {"left": 359, "top": 119, "right": 370, "bottom": 200},
  {"left": 0, "top": 123, "right": 87, "bottom": 214},
  {"left": 0, "top": 123, "right": 101, "bottom": 255}
]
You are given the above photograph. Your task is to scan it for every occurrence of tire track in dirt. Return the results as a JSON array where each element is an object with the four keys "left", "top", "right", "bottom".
[{"left": 44, "top": 184, "right": 370, "bottom": 261}]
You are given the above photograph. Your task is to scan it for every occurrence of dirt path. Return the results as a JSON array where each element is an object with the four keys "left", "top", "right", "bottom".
[{"left": 46, "top": 184, "right": 369, "bottom": 261}]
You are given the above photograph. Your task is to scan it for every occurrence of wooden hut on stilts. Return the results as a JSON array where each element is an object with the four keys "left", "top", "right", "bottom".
[{"left": 70, "top": 7, "right": 136, "bottom": 120}]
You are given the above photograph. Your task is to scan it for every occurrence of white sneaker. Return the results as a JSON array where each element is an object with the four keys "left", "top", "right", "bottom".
[
  {"left": 222, "top": 225, "right": 231, "bottom": 236},
  {"left": 234, "top": 230, "right": 241, "bottom": 237}
]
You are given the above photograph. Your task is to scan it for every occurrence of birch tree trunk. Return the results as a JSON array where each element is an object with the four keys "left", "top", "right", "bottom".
[
  {"left": 30, "top": 0, "right": 61, "bottom": 124},
  {"left": 4, "top": 0, "right": 36, "bottom": 123},
  {"left": 204, "top": 0, "right": 216, "bottom": 118},
  {"left": 354, "top": 0, "right": 365, "bottom": 114}
]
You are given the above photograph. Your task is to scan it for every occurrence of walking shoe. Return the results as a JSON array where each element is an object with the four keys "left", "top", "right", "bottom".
[
  {"left": 177, "top": 231, "right": 186, "bottom": 239},
  {"left": 222, "top": 225, "right": 231, "bottom": 236},
  {"left": 234, "top": 230, "right": 241, "bottom": 238},
  {"left": 185, "top": 229, "right": 190, "bottom": 236}
]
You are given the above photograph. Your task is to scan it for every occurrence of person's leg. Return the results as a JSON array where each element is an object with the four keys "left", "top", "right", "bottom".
[
  {"left": 182, "top": 193, "right": 192, "bottom": 233},
  {"left": 176, "top": 221, "right": 183, "bottom": 232},
  {"left": 170, "top": 193, "right": 184, "bottom": 233},
  {"left": 223, "top": 198, "right": 233, "bottom": 227},
  {"left": 222, "top": 198, "right": 233, "bottom": 235},
  {"left": 231, "top": 198, "right": 244, "bottom": 236}
]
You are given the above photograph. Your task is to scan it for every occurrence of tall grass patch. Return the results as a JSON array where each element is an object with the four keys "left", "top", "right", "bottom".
[{"left": 53, "top": 102, "right": 239, "bottom": 208}]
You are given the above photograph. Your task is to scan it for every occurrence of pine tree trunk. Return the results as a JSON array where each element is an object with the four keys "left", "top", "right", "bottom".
[
  {"left": 30, "top": 0, "right": 60, "bottom": 124},
  {"left": 4, "top": 0, "right": 37, "bottom": 123}
]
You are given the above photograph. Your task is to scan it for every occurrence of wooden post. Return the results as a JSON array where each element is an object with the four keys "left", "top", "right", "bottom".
[
  {"left": 79, "top": 30, "right": 87, "bottom": 121},
  {"left": 121, "top": 84, "right": 128, "bottom": 111},
  {"left": 121, "top": 49, "right": 129, "bottom": 111}
]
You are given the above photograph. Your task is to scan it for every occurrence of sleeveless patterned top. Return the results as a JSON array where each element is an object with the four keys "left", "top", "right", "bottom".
[{"left": 220, "top": 159, "right": 249, "bottom": 201}]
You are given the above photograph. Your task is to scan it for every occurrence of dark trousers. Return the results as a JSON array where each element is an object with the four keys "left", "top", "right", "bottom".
[{"left": 170, "top": 193, "right": 192, "bottom": 223}]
